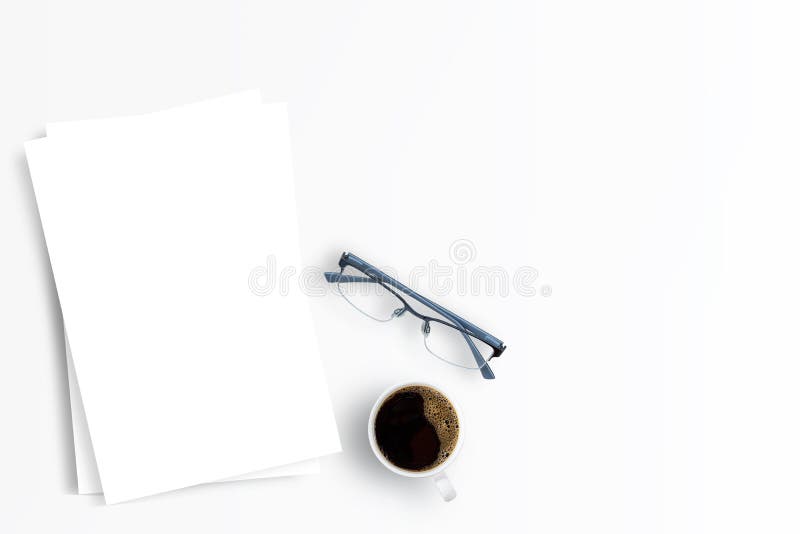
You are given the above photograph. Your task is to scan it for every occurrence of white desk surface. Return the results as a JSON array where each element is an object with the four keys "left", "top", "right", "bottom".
[{"left": 1, "top": 1, "right": 798, "bottom": 532}]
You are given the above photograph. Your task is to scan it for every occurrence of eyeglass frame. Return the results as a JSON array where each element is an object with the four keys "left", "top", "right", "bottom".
[{"left": 324, "top": 252, "right": 506, "bottom": 380}]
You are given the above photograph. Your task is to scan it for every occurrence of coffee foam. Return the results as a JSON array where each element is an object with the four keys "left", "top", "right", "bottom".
[{"left": 393, "top": 385, "right": 459, "bottom": 467}]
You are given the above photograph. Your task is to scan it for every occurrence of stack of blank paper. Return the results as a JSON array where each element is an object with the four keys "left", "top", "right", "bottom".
[{"left": 26, "top": 91, "right": 341, "bottom": 504}]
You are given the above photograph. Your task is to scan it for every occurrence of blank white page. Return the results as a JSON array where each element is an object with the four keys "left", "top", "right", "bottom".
[
  {"left": 64, "top": 331, "right": 320, "bottom": 496},
  {"left": 49, "top": 96, "right": 321, "bottom": 494},
  {"left": 27, "top": 93, "right": 340, "bottom": 503}
]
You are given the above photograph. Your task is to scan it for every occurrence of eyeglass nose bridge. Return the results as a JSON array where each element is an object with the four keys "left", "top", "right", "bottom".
[{"left": 421, "top": 320, "right": 431, "bottom": 336}]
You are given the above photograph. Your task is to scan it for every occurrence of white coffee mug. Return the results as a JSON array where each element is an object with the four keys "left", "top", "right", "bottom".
[{"left": 368, "top": 381, "right": 463, "bottom": 502}]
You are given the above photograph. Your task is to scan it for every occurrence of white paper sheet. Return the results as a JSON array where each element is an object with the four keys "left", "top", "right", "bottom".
[
  {"left": 65, "top": 331, "right": 320, "bottom": 495},
  {"left": 49, "top": 97, "right": 321, "bottom": 494},
  {"left": 28, "top": 92, "right": 341, "bottom": 503}
]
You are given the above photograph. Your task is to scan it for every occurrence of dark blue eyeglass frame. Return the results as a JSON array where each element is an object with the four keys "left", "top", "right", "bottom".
[{"left": 324, "top": 252, "right": 506, "bottom": 380}]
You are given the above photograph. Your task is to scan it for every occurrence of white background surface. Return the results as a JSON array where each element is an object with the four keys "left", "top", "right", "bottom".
[{"left": 1, "top": 1, "right": 799, "bottom": 532}]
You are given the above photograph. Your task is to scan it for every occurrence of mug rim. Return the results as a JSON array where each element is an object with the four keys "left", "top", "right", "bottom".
[{"left": 367, "top": 380, "right": 463, "bottom": 478}]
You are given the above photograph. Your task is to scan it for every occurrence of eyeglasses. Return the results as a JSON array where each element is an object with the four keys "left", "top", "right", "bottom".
[{"left": 324, "top": 252, "right": 506, "bottom": 379}]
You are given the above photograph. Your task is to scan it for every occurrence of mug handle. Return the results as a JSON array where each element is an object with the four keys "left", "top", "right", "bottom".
[{"left": 432, "top": 472, "right": 457, "bottom": 502}]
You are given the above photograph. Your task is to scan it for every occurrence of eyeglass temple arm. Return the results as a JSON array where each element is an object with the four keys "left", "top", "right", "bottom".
[
  {"left": 461, "top": 331, "right": 496, "bottom": 379},
  {"left": 324, "top": 272, "right": 379, "bottom": 284}
]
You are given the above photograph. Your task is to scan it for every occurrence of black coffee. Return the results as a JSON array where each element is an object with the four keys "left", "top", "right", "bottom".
[{"left": 374, "top": 385, "right": 459, "bottom": 472}]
